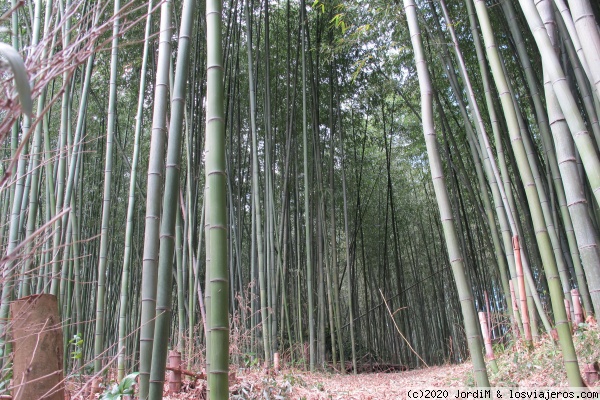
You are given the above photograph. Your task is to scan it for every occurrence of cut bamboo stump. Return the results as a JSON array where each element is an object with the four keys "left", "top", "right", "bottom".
[
  {"left": 571, "top": 289, "right": 584, "bottom": 325},
  {"left": 168, "top": 350, "right": 182, "bottom": 393},
  {"left": 478, "top": 311, "right": 498, "bottom": 373},
  {"left": 478, "top": 312, "right": 495, "bottom": 361},
  {"left": 274, "top": 352, "right": 280, "bottom": 373},
  {"left": 89, "top": 378, "right": 101, "bottom": 400},
  {"left": 583, "top": 362, "right": 599, "bottom": 385},
  {"left": 10, "top": 294, "right": 64, "bottom": 400},
  {"left": 513, "top": 236, "right": 532, "bottom": 341}
]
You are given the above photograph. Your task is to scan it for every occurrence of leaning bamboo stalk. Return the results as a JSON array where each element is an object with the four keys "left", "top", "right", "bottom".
[
  {"left": 443, "top": 0, "right": 554, "bottom": 336},
  {"left": 518, "top": 0, "right": 600, "bottom": 210},
  {"left": 403, "top": 0, "right": 489, "bottom": 386},
  {"left": 477, "top": 0, "right": 583, "bottom": 386},
  {"left": 567, "top": 0, "right": 600, "bottom": 100},
  {"left": 553, "top": 0, "right": 593, "bottom": 81},
  {"left": 537, "top": 0, "right": 600, "bottom": 317}
]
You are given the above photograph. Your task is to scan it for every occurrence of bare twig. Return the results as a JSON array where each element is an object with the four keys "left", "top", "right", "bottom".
[{"left": 379, "top": 288, "right": 429, "bottom": 368}]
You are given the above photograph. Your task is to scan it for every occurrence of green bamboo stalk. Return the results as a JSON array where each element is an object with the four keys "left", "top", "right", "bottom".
[
  {"left": 404, "top": 0, "right": 489, "bottom": 387},
  {"left": 517, "top": 0, "right": 600, "bottom": 211},
  {"left": 147, "top": 0, "right": 196, "bottom": 395},
  {"left": 117, "top": 0, "right": 153, "bottom": 381},
  {"left": 476, "top": 0, "right": 583, "bottom": 386},
  {"left": 206, "top": 0, "right": 229, "bottom": 395},
  {"left": 300, "top": 0, "right": 316, "bottom": 371},
  {"left": 51, "top": 0, "right": 72, "bottom": 298},
  {"left": 19, "top": 0, "right": 53, "bottom": 298},
  {"left": 538, "top": 0, "right": 600, "bottom": 317},
  {"left": 138, "top": 0, "right": 172, "bottom": 395},
  {"left": 93, "top": 0, "right": 121, "bottom": 373},
  {"left": 567, "top": 0, "right": 600, "bottom": 99}
]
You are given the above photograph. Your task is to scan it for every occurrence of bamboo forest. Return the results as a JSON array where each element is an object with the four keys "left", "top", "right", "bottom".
[{"left": 2, "top": 0, "right": 600, "bottom": 398}]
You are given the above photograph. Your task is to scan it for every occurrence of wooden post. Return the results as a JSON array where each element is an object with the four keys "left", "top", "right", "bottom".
[
  {"left": 10, "top": 294, "right": 64, "bottom": 400},
  {"left": 513, "top": 236, "right": 531, "bottom": 341},
  {"left": 571, "top": 289, "right": 584, "bottom": 325},
  {"left": 168, "top": 350, "right": 182, "bottom": 393}
]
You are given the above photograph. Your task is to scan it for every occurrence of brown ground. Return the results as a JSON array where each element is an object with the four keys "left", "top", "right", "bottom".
[
  {"left": 69, "top": 323, "right": 600, "bottom": 399},
  {"left": 163, "top": 363, "right": 474, "bottom": 399}
]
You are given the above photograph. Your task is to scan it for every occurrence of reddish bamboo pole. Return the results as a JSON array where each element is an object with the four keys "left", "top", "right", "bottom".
[
  {"left": 564, "top": 298, "right": 572, "bottom": 323},
  {"left": 484, "top": 291, "right": 492, "bottom": 339},
  {"left": 509, "top": 281, "right": 521, "bottom": 338},
  {"left": 274, "top": 352, "right": 280, "bottom": 373},
  {"left": 513, "top": 236, "right": 532, "bottom": 341},
  {"left": 478, "top": 312, "right": 498, "bottom": 372}
]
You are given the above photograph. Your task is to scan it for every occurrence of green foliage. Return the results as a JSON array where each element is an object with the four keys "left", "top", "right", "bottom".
[
  {"left": 282, "top": 372, "right": 306, "bottom": 387},
  {"left": 100, "top": 372, "right": 139, "bottom": 400},
  {"left": 69, "top": 333, "right": 84, "bottom": 360},
  {"left": 242, "top": 352, "right": 260, "bottom": 368},
  {"left": 0, "top": 361, "right": 12, "bottom": 395}
]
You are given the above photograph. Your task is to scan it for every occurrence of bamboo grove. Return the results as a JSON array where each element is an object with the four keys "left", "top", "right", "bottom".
[{"left": 1, "top": 0, "right": 600, "bottom": 397}]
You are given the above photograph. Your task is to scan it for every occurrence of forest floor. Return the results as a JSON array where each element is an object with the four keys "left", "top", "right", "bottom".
[
  {"left": 161, "top": 323, "right": 600, "bottom": 400},
  {"left": 73, "top": 322, "right": 600, "bottom": 399}
]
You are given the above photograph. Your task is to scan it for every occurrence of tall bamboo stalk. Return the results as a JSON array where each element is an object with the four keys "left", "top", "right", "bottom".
[
  {"left": 206, "top": 0, "right": 229, "bottom": 395},
  {"left": 138, "top": 0, "right": 172, "bottom": 395},
  {"left": 477, "top": 0, "right": 583, "bottom": 386},
  {"left": 93, "top": 0, "right": 121, "bottom": 373},
  {"left": 117, "top": 0, "right": 153, "bottom": 381},
  {"left": 404, "top": 0, "right": 489, "bottom": 387}
]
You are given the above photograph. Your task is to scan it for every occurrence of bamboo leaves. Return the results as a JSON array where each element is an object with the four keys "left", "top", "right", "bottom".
[{"left": 0, "top": 42, "right": 32, "bottom": 117}]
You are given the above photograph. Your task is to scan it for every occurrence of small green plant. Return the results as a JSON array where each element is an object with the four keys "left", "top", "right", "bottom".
[
  {"left": 69, "top": 333, "right": 84, "bottom": 360},
  {"left": 100, "top": 372, "right": 139, "bottom": 400},
  {"left": 242, "top": 352, "right": 260, "bottom": 368}
]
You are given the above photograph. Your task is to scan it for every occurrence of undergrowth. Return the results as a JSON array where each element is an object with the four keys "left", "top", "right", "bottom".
[{"left": 463, "top": 322, "right": 600, "bottom": 387}]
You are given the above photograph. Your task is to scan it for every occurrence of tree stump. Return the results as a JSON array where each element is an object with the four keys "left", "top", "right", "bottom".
[
  {"left": 168, "top": 350, "right": 182, "bottom": 393},
  {"left": 10, "top": 294, "right": 64, "bottom": 400}
]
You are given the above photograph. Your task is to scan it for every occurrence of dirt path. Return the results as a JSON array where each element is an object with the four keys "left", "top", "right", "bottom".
[{"left": 165, "top": 363, "right": 474, "bottom": 399}]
